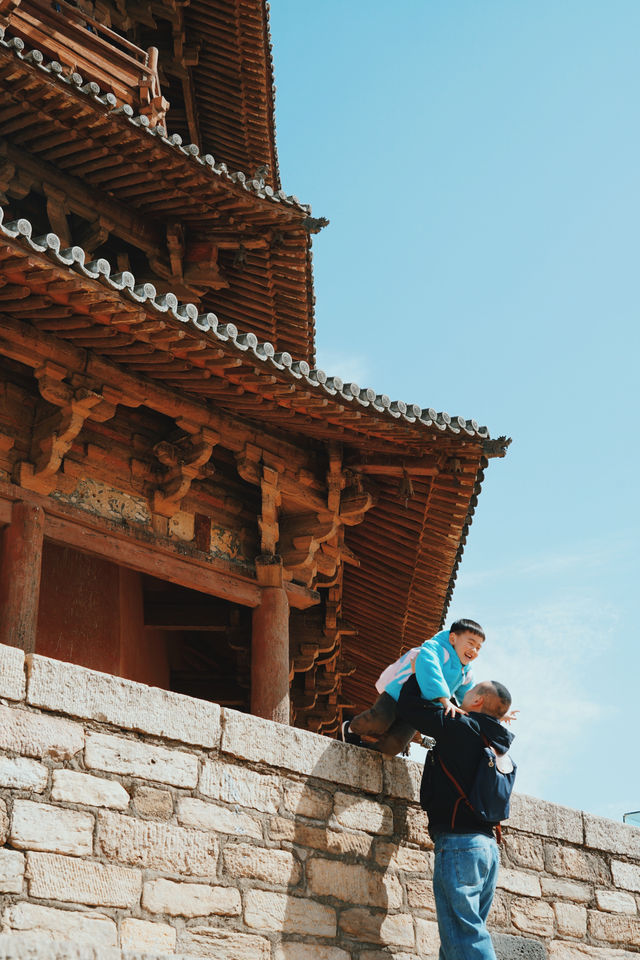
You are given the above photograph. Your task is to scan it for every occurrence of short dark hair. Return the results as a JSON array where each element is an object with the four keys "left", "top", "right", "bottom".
[
  {"left": 450, "top": 618, "right": 485, "bottom": 640},
  {"left": 476, "top": 680, "right": 512, "bottom": 718}
]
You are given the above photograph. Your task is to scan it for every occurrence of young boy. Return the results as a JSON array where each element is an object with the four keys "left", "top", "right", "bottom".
[{"left": 339, "top": 618, "right": 485, "bottom": 755}]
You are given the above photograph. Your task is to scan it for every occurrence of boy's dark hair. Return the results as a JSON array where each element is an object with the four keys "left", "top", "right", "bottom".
[{"left": 449, "top": 618, "right": 485, "bottom": 640}]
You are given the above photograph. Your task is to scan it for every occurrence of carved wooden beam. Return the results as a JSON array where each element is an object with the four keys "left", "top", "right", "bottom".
[{"left": 152, "top": 418, "right": 219, "bottom": 518}]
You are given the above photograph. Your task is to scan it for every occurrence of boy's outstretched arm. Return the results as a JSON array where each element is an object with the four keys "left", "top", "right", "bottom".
[{"left": 397, "top": 675, "right": 446, "bottom": 737}]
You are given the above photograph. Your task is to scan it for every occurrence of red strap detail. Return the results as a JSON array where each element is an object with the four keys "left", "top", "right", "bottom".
[
  {"left": 438, "top": 751, "right": 503, "bottom": 841},
  {"left": 451, "top": 796, "right": 463, "bottom": 830},
  {"left": 495, "top": 823, "right": 503, "bottom": 844}
]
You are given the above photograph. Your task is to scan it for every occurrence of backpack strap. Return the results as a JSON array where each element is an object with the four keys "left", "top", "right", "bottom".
[{"left": 437, "top": 745, "right": 504, "bottom": 843}]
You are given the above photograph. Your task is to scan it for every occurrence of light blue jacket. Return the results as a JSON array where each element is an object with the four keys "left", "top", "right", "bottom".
[{"left": 383, "top": 629, "right": 474, "bottom": 703}]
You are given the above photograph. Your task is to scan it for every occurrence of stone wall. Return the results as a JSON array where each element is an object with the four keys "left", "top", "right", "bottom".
[{"left": 0, "top": 642, "right": 638, "bottom": 960}]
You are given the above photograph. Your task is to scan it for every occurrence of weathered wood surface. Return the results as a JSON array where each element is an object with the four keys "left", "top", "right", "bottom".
[{"left": 0, "top": 500, "right": 44, "bottom": 651}]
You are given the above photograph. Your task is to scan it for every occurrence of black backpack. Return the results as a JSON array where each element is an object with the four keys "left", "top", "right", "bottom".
[{"left": 434, "top": 735, "right": 517, "bottom": 842}]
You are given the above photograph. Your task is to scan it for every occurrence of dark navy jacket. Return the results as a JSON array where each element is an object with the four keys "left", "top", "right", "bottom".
[{"left": 397, "top": 674, "right": 514, "bottom": 838}]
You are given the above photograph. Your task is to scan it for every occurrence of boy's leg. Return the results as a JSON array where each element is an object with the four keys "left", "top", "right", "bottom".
[
  {"left": 349, "top": 693, "right": 398, "bottom": 739},
  {"left": 368, "top": 717, "right": 417, "bottom": 756}
]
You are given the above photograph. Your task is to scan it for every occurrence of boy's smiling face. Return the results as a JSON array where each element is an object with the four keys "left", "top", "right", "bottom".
[{"left": 450, "top": 630, "right": 484, "bottom": 665}]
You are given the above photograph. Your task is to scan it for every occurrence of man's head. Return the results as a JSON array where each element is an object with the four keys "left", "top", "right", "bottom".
[
  {"left": 461, "top": 681, "right": 512, "bottom": 719},
  {"left": 449, "top": 619, "right": 485, "bottom": 666}
]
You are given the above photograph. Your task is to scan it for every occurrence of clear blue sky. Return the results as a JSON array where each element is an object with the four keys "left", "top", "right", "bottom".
[{"left": 269, "top": 1, "right": 639, "bottom": 820}]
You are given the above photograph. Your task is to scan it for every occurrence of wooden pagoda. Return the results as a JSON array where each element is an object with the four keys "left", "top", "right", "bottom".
[{"left": 0, "top": 0, "right": 509, "bottom": 734}]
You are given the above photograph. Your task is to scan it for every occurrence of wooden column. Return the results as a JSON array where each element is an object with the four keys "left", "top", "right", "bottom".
[
  {"left": 0, "top": 501, "right": 45, "bottom": 652},
  {"left": 251, "top": 555, "right": 290, "bottom": 724}
]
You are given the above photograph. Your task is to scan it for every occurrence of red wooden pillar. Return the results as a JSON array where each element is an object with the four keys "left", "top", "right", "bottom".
[
  {"left": 0, "top": 500, "right": 45, "bottom": 652},
  {"left": 251, "top": 555, "right": 290, "bottom": 724}
]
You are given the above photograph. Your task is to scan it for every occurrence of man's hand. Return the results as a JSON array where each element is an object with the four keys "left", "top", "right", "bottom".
[{"left": 439, "top": 697, "right": 467, "bottom": 718}]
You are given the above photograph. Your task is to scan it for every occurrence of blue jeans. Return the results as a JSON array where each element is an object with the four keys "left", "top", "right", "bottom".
[{"left": 433, "top": 832, "right": 499, "bottom": 960}]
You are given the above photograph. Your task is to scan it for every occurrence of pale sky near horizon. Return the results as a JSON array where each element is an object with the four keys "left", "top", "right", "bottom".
[{"left": 269, "top": 1, "right": 640, "bottom": 820}]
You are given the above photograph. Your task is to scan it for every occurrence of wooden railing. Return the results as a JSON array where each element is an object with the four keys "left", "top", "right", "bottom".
[{"left": 0, "top": 0, "right": 168, "bottom": 125}]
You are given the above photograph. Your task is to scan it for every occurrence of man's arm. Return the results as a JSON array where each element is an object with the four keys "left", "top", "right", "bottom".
[{"left": 397, "top": 674, "right": 446, "bottom": 736}]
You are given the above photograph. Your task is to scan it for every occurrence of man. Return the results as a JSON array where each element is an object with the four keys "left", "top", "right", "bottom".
[{"left": 397, "top": 674, "right": 514, "bottom": 960}]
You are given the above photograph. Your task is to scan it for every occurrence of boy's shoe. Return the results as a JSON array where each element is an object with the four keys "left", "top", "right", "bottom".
[{"left": 339, "top": 719, "right": 362, "bottom": 746}]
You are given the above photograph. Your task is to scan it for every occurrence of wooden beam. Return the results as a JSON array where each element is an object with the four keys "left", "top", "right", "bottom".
[
  {"left": 348, "top": 455, "right": 440, "bottom": 476},
  {"left": 0, "top": 500, "right": 44, "bottom": 652}
]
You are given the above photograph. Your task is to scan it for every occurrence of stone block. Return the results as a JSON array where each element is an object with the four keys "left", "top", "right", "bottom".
[
  {"left": 131, "top": 785, "right": 173, "bottom": 819},
  {"left": 584, "top": 812, "right": 640, "bottom": 857},
  {"left": 339, "top": 908, "right": 415, "bottom": 948},
  {"left": 375, "top": 842, "right": 432, "bottom": 873},
  {"left": 275, "top": 945, "right": 351, "bottom": 960},
  {"left": 545, "top": 844, "right": 610, "bottom": 884},
  {"left": 588, "top": 909, "right": 640, "bottom": 945},
  {"left": 96, "top": 810, "right": 218, "bottom": 876},
  {"left": 244, "top": 890, "right": 336, "bottom": 936},
  {"left": 177, "top": 797, "right": 262, "bottom": 839},
  {"left": 142, "top": 878, "right": 241, "bottom": 917},
  {"left": 85, "top": 731, "right": 198, "bottom": 788},
  {"left": 200, "top": 760, "right": 280, "bottom": 813},
  {"left": 540, "top": 877, "right": 592, "bottom": 902},
  {"left": 383, "top": 756, "right": 422, "bottom": 802},
  {"left": 120, "top": 918, "right": 177, "bottom": 953},
  {"left": 180, "top": 926, "right": 271, "bottom": 959},
  {"left": 3, "top": 902, "right": 117, "bottom": 946},
  {"left": 282, "top": 779, "right": 332, "bottom": 820},
  {"left": 332, "top": 792, "right": 393, "bottom": 835},
  {"left": 51, "top": 770, "right": 129, "bottom": 809},
  {"left": 269, "top": 816, "right": 374, "bottom": 857},
  {"left": 415, "top": 917, "right": 440, "bottom": 955},
  {"left": 307, "top": 857, "right": 403, "bottom": 908},
  {"left": 497, "top": 868, "right": 542, "bottom": 897},
  {"left": 489, "top": 890, "right": 511, "bottom": 929},
  {"left": 222, "top": 706, "right": 382, "bottom": 793},
  {"left": 0, "top": 644, "right": 26, "bottom": 700},
  {"left": 0, "top": 705, "right": 83, "bottom": 760},
  {"left": 611, "top": 859, "right": 640, "bottom": 892},
  {"left": 503, "top": 834, "right": 545, "bottom": 871},
  {"left": 222, "top": 843, "right": 301, "bottom": 885},
  {"left": 0, "top": 799, "right": 7, "bottom": 844},
  {"left": 405, "top": 807, "right": 434, "bottom": 848},
  {"left": 0, "top": 756, "right": 48, "bottom": 791},
  {"left": 26, "top": 654, "right": 221, "bottom": 747},
  {"left": 493, "top": 933, "right": 547, "bottom": 959},
  {"left": 406, "top": 877, "right": 437, "bottom": 915},
  {"left": 595, "top": 889, "right": 637, "bottom": 913},
  {"left": 511, "top": 898, "right": 555, "bottom": 938},
  {"left": 510, "top": 793, "right": 583, "bottom": 843},
  {"left": 549, "top": 942, "right": 640, "bottom": 959},
  {"left": 554, "top": 902, "right": 587, "bottom": 937},
  {"left": 0, "top": 849, "right": 24, "bottom": 892},
  {"left": 11, "top": 800, "right": 94, "bottom": 856},
  {"left": 26, "top": 852, "right": 141, "bottom": 907}
]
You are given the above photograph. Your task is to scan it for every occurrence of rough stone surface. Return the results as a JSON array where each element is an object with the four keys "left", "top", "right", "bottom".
[
  {"left": 142, "top": 878, "right": 241, "bottom": 917},
  {"left": 540, "top": 877, "right": 592, "bottom": 902},
  {"left": 177, "top": 797, "right": 263, "bottom": 839},
  {"left": 376, "top": 842, "right": 432, "bottom": 873},
  {"left": 282, "top": 780, "right": 333, "bottom": 820},
  {"left": 503, "top": 834, "right": 545, "bottom": 871},
  {"left": 269, "top": 816, "right": 374, "bottom": 857},
  {"left": 119, "top": 918, "right": 177, "bottom": 952},
  {"left": 404, "top": 807, "right": 434, "bottom": 848},
  {"left": 595, "top": 888, "right": 637, "bottom": 913},
  {"left": 0, "top": 799, "right": 7, "bottom": 845},
  {"left": 96, "top": 810, "right": 218, "bottom": 876},
  {"left": 179, "top": 927, "right": 271, "bottom": 959},
  {"left": 584, "top": 813, "right": 640, "bottom": 858},
  {"left": 131, "top": 785, "right": 173, "bottom": 819},
  {"left": 0, "top": 705, "right": 83, "bottom": 760},
  {"left": 26, "top": 654, "right": 221, "bottom": 747},
  {"left": 26, "top": 852, "right": 141, "bottom": 907},
  {"left": 11, "top": 800, "right": 94, "bottom": 856},
  {"left": 244, "top": 890, "right": 336, "bottom": 936},
  {"left": 553, "top": 902, "right": 587, "bottom": 937},
  {"left": 511, "top": 898, "right": 555, "bottom": 938},
  {"left": 307, "top": 857, "right": 403, "bottom": 908},
  {"left": 85, "top": 732, "right": 198, "bottom": 788},
  {"left": 545, "top": 845, "right": 610, "bottom": 884},
  {"left": 339, "top": 908, "right": 415, "bottom": 947},
  {"left": 222, "top": 843, "right": 301, "bottom": 885},
  {"left": 497, "top": 869, "right": 542, "bottom": 897},
  {"left": 611, "top": 859, "right": 640, "bottom": 892},
  {"left": 0, "top": 756, "right": 48, "bottom": 791},
  {"left": 588, "top": 909, "right": 640, "bottom": 945},
  {"left": 383, "top": 756, "right": 422, "bottom": 802},
  {"left": 510, "top": 794, "right": 583, "bottom": 844},
  {"left": 332, "top": 792, "right": 393, "bottom": 835},
  {"left": 200, "top": 760, "right": 280, "bottom": 813},
  {"left": 2, "top": 902, "right": 117, "bottom": 946},
  {"left": 406, "top": 878, "right": 437, "bottom": 915},
  {"left": 415, "top": 917, "right": 440, "bottom": 955},
  {"left": 549, "top": 943, "right": 639, "bottom": 959},
  {"left": 0, "top": 643, "right": 26, "bottom": 701},
  {"left": 274, "top": 945, "right": 351, "bottom": 960},
  {"left": 493, "top": 933, "right": 547, "bottom": 959},
  {"left": 51, "top": 770, "right": 129, "bottom": 809},
  {"left": 0, "top": 936, "right": 121, "bottom": 960},
  {"left": 222, "top": 706, "right": 383, "bottom": 793},
  {"left": 0, "top": 848, "right": 24, "bottom": 892}
]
